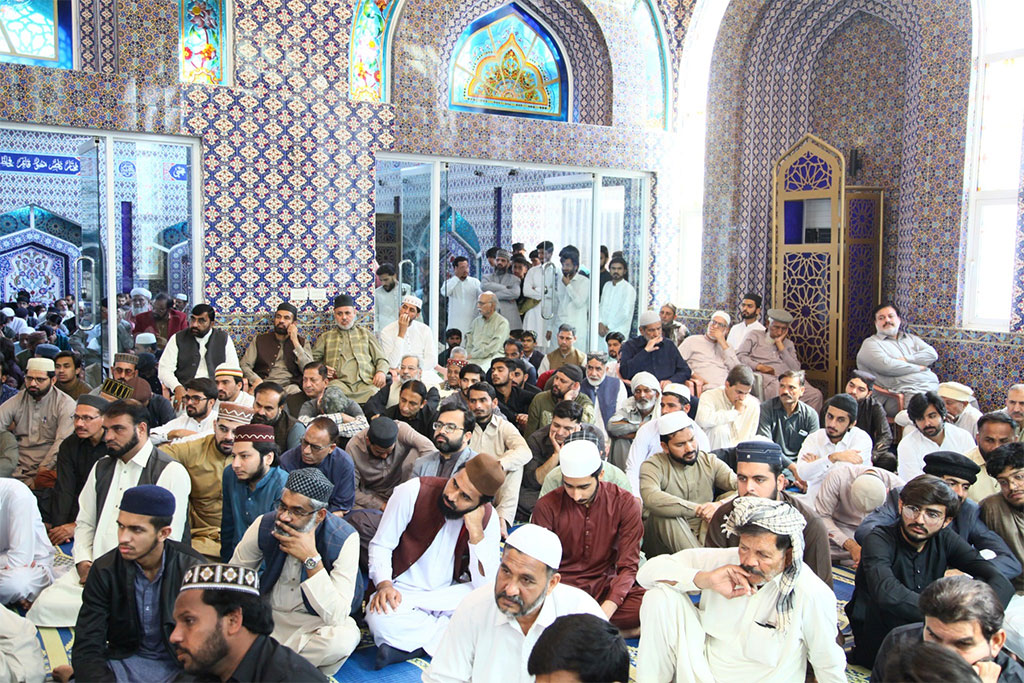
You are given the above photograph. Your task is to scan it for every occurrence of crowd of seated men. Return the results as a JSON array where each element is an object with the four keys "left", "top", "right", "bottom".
[{"left": 0, "top": 254, "right": 1022, "bottom": 682}]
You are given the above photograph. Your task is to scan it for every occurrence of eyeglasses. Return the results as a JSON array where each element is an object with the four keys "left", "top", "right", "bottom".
[
  {"left": 275, "top": 500, "right": 316, "bottom": 518},
  {"left": 901, "top": 504, "right": 945, "bottom": 523},
  {"left": 183, "top": 395, "right": 210, "bottom": 403},
  {"left": 73, "top": 413, "right": 102, "bottom": 422},
  {"left": 24, "top": 376, "right": 50, "bottom": 385},
  {"left": 997, "top": 471, "right": 1024, "bottom": 490},
  {"left": 433, "top": 421, "right": 465, "bottom": 434},
  {"left": 300, "top": 438, "right": 332, "bottom": 453}
]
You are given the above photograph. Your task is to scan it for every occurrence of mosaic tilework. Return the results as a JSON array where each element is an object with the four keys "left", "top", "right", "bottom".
[
  {"left": 79, "top": 0, "right": 98, "bottom": 72},
  {"left": 1013, "top": 124, "right": 1024, "bottom": 332}
]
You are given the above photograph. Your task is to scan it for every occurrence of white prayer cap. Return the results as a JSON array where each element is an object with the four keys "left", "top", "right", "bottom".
[
  {"left": 135, "top": 332, "right": 157, "bottom": 345},
  {"left": 505, "top": 524, "right": 563, "bottom": 570},
  {"left": 630, "top": 372, "right": 659, "bottom": 392},
  {"left": 1, "top": 308, "right": 13, "bottom": 317},
  {"left": 26, "top": 357, "right": 54, "bottom": 373},
  {"left": 130, "top": 287, "right": 152, "bottom": 299},
  {"left": 402, "top": 294, "right": 423, "bottom": 310},
  {"left": 662, "top": 383, "right": 691, "bottom": 402},
  {"left": 658, "top": 410, "right": 694, "bottom": 436},
  {"left": 637, "top": 310, "right": 660, "bottom": 328},
  {"left": 174, "top": 293, "right": 188, "bottom": 302},
  {"left": 710, "top": 310, "right": 731, "bottom": 326},
  {"left": 937, "top": 381, "right": 974, "bottom": 403},
  {"left": 559, "top": 439, "right": 602, "bottom": 478},
  {"left": 850, "top": 471, "right": 888, "bottom": 514}
]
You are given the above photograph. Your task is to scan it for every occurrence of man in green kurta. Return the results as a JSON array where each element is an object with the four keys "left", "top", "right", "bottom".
[
  {"left": 464, "top": 292, "right": 509, "bottom": 368},
  {"left": 311, "top": 294, "right": 389, "bottom": 404},
  {"left": 164, "top": 402, "right": 253, "bottom": 559},
  {"left": 639, "top": 411, "right": 737, "bottom": 557}
]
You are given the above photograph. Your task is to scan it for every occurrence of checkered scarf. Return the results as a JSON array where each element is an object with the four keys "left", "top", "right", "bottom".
[{"left": 723, "top": 496, "right": 806, "bottom": 633}]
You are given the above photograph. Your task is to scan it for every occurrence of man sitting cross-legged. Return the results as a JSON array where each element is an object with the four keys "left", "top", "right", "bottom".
[{"left": 636, "top": 496, "right": 847, "bottom": 683}]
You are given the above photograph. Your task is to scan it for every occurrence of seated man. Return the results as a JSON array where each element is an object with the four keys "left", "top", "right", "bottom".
[
  {"left": 71, "top": 486, "right": 204, "bottom": 682},
  {"left": 857, "top": 451, "right": 1021, "bottom": 583},
  {"left": 158, "top": 304, "right": 240, "bottom": 409},
  {"left": 856, "top": 303, "right": 939, "bottom": 415},
  {"left": 132, "top": 293, "right": 187, "bottom": 350},
  {"left": 363, "top": 355, "right": 440, "bottom": 420},
  {"left": 579, "top": 352, "right": 626, "bottom": 432},
  {"left": 348, "top": 416, "right": 435, "bottom": 511},
  {"left": 214, "top": 363, "right": 254, "bottom": 408},
  {"left": 616, "top": 310, "right": 692, "bottom": 387},
  {"left": 366, "top": 455, "right": 504, "bottom": 667},
  {"left": 756, "top": 369, "right": 819, "bottom": 464},
  {"left": 532, "top": 440, "right": 645, "bottom": 634},
  {"left": 966, "top": 412, "right": 1018, "bottom": 503},
  {"left": 678, "top": 310, "right": 740, "bottom": 393},
  {"left": 379, "top": 296, "right": 438, "bottom": 381},
  {"left": 231, "top": 468, "right": 361, "bottom": 674},
  {"left": 1003, "top": 384, "right": 1024, "bottom": 442},
  {"left": 150, "top": 378, "right": 219, "bottom": 446},
  {"left": 240, "top": 302, "right": 312, "bottom": 396},
  {"left": 872, "top": 576, "right": 1024, "bottom": 683},
  {"left": 437, "top": 329, "right": 462, "bottom": 368},
  {"left": 412, "top": 406, "right": 477, "bottom": 478},
  {"left": 465, "top": 292, "right": 510, "bottom": 369},
  {"left": 27, "top": 400, "right": 191, "bottom": 627},
  {"left": 846, "top": 474, "right": 1014, "bottom": 667},
  {"left": 164, "top": 403, "right": 254, "bottom": 559},
  {"left": 624, "top": 384, "right": 712, "bottom": 494},
  {"left": 380, "top": 380, "right": 436, "bottom": 438},
  {"left": 725, "top": 293, "right": 765, "bottom": 348},
  {"left": 538, "top": 324, "right": 586, "bottom": 374},
  {"left": 109, "top": 353, "right": 176, "bottom": 429},
  {"left": 251, "top": 381, "right": 306, "bottom": 453},
  {"left": 636, "top": 497, "right": 846, "bottom": 683},
  {"left": 841, "top": 370, "right": 894, "bottom": 465},
  {"left": 524, "top": 364, "right": 596, "bottom": 435},
  {"left": 519, "top": 401, "right": 606, "bottom": 522},
  {"left": 0, "top": 357, "right": 75, "bottom": 485},
  {"left": 297, "top": 362, "right": 365, "bottom": 427},
  {"left": 814, "top": 466, "right": 901, "bottom": 566},
  {"left": 796, "top": 393, "right": 873, "bottom": 500},
  {"left": 54, "top": 350, "right": 91, "bottom": 399},
  {"left": 437, "top": 351, "right": 468, "bottom": 403},
  {"left": 220, "top": 424, "right": 287, "bottom": 562},
  {"left": 0, "top": 603, "right": 44, "bottom": 682},
  {"left": 279, "top": 417, "right": 355, "bottom": 515},
  {"left": 981, "top": 443, "right": 1024, "bottom": 595},
  {"left": 0, "top": 478, "right": 53, "bottom": 608},
  {"left": 171, "top": 563, "right": 329, "bottom": 682},
  {"left": 48, "top": 394, "right": 110, "bottom": 545},
  {"left": 527, "top": 613, "right": 630, "bottom": 683},
  {"left": 694, "top": 364, "right": 760, "bottom": 449},
  {"left": 423, "top": 524, "right": 606, "bottom": 682},
  {"left": 489, "top": 357, "right": 532, "bottom": 432},
  {"left": 607, "top": 372, "right": 661, "bottom": 469},
  {"left": 640, "top": 412, "right": 736, "bottom": 556},
  {"left": 311, "top": 294, "right": 389, "bottom": 404},
  {"left": 898, "top": 391, "right": 975, "bottom": 481},
  {"left": 935, "top": 382, "right": 983, "bottom": 436},
  {"left": 500, "top": 338, "right": 538, "bottom": 387},
  {"left": 737, "top": 309, "right": 824, "bottom": 410}
]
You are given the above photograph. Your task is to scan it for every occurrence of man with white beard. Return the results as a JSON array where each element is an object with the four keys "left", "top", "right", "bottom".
[
  {"left": 607, "top": 372, "right": 660, "bottom": 469},
  {"left": 578, "top": 353, "right": 626, "bottom": 433},
  {"left": 856, "top": 303, "right": 939, "bottom": 415}
]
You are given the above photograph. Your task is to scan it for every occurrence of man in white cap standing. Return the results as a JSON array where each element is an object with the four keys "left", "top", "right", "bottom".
[
  {"left": 607, "top": 371, "right": 661, "bottom": 469},
  {"left": 617, "top": 310, "right": 693, "bottom": 388},
  {"left": 423, "top": 524, "right": 606, "bottom": 683},
  {"left": 0, "top": 357, "right": 75, "bottom": 486},
  {"left": 379, "top": 295, "right": 439, "bottom": 381},
  {"left": 814, "top": 466, "right": 901, "bottom": 567},
  {"left": 679, "top": 310, "right": 742, "bottom": 393}
]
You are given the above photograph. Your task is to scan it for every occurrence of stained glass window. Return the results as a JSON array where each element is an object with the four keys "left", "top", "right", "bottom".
[
  {"left": 629, "top": 0, "right": 667, "bottom": 129},
  {"left": 449, "top": 3, "right": 568, "bottom": 121},
  {"left": 180, "top": 0, "right": 227, "bottom": 84},
  {"left": 349, "top": 0, "right": 400, "bottom": 103},
  {"left": 0, "top": 0, "right": 74, "bottom": 69}
]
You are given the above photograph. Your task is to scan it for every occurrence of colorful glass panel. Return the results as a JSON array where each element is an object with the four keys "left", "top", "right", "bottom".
[
  {"left": 180, "top": 0, "right": 226, "bottom": 84},
  {"left": 349, "top": 0, "right": 400, "bottom": 103},
  {"left": 449, "top": 3, "right": 568, "bottom": 121},
  {"left": 0, "top": 0, "right": 73, "bottom": 69},
  {"left": 629, "top": 0, "right": 667, "bottom": 129}
]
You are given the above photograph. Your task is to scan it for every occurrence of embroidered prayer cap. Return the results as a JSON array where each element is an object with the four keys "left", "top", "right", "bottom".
[
  {"left": 180, "top": 563, "right": 259, "bottom": 596},
  {"left": 233, "top": 424, "right": 276, "bottom": 444},
  {"left": 710, "top": 310, "right": 732, "bottom": 326},
  {"left": 506, "top": 524, "right": 562, "bottom": 570},
  {"left": 77, "top": 394, "right": 110, "bottom": 412},
  {"left": 937, "top": 382, "right": 974, "bottom": 403},
  {"left": 658, "top": 410, "right": 695, "bottom": 437},
  {"left": 276, "top": 302, "right": 299, "bottom": 317},
  {"left": 120, "top": 484, "right": 175, "bottom": 517},
  {"left": 129, "top": 287, "right": 152, "bottom": 299},
  {"left": 766, "top": 309, "right": 794, "bottom": 324},
  {"left": 923, "top": 451, "right": 980, "bottom": 485},
  {"left": 559, "top": 440, "right": 602, "bottom": 478},
  {"left": 447, "top": 358, "right": 468, "bottom": 369},
  {"left": 850, "top": 471, "right": 889, "bottom": 514},
  {"left": 174, "top": 293, "right": 189, "bottom": 302},
  {"left": 554, "top": 364, "right": 583, "bottom": 384},
  {"left": 214, "top": 363, "right": 244, "bottom": 380},
  {"left": 735, "top": 439, "right": 785, "bottom": 467},
  {"left": 332, "top": 294, "right": 355, "bottom": 309},
  {"left": 402, "top": 294, "right": 423, "bottom": 310},
  {"left": 662, "top": 383, "right": 691, "bottom": 402},
  {"left": 494, "top": 248, "right": 511, "bottom": 260},
  {"left": 100, "top": 378, "right": 134, "bottom": 401},
  {"left": 285, "top": 467, "right": 334, "bottom": 504},
  {"left": 217, "top": 403, "right": 254, "bottom": 425},
  {"left": 34, "top": 344, "right": 60, "bottom": 360},
  {"left": 723, "top": 497, "right": 807, "bottom": 632},
  {"left": 26, "top": 357, "right": 55, "bottom": 374},
  {"left": 463, "top": 452, "right": 505, "bottom": 497},
  {"left": 637, "top": 310, "right": 660, "bottom": 328},
  {"left": 135, "top": 333, "right": 158, "bottom": 346},
  {"left": 630, "top": 372, "right": 659, "bottom": 392},
  {"left": 113, "top": 352, "right": 139, "bottom": 366},
  {"left": 368, "top": 416, "right": 399, "bottom": 447},
  {"left": 825, "top": 392, "right": 858, "bottom": 422}
]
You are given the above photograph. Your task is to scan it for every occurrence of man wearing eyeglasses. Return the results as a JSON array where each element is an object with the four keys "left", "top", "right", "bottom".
[
  {"left": 149, "top": 378, "right": 219, "bottom": 446},
  {"left": 279, "top": 417, "right": 355, "bottom": 516},
  {"left": 412, "top": 406, "right": 477, "bottom": 479},
  {"left": 846, "top": 474, "right": 1014, "bottom": 667},
  {"left": 678, "top": 310, "right": 742, "bottom": 394}
]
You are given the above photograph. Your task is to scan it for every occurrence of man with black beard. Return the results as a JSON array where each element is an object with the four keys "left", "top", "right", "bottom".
[
  {"left": 480, "top": 248, "right": 523, "bottom": 330},
  {"left": 366, "top": 453, "right": 505, "bottom": 668},
  {"left": 250, "top": 381, "right": 306, "bottom": 452},
  {"left": 524, "top": 364, "right": 596, "bottom": 435},
  {"left": 170, "top": 563, "right": 327, "bottom": 682},
  {"left": 640, "top": 411, "right": 737, "bottom": 556},
  {"left": 158, "top": 304, "right": 240, "bottom": 410},
  {"left": 423, "top": 524, "right": 606, "bottom": 682},
  {"left": 220, "top": 424, "right": 287, "bottom": 562},
  {"left": 412, "top": 406, "right": 477, "bottom": 478},
  {"left": 240, "top": 302, "right": 312, "bottom": 396},
  {"left": 489, "top": 357, "right": 531, "bottom": 431}
]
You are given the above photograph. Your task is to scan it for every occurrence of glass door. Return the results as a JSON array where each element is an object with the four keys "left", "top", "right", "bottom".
[
  {"left": 597, "top": 175, "right": 645, "bottom": 351},
  {"left": 76, "top": 137, "right": 106, "bottom": 383}
]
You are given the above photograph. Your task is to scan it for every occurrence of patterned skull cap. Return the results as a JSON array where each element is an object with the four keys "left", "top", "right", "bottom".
[
  {"left": 285, "top": 467, "right": 334, "bottom": 505},
  {"left": 113, "top": 352, "right": 139, "bottom": 366},
  {"left": 180, "top": 563, "right": 259, "bottom": 596},
  {"left": 217, "top": 402, "right": 254, "bottom": 425},
  {"left": 100, "top": 378, "right": 134, "bottom": 400}
]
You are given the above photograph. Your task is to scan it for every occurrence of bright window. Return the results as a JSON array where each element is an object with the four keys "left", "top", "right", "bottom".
[
  {"left": 964, "top": 0, "right": 1024, "bottom": 330},
  {"left": 180, "top": 0, "right": 230, "bottom": 85},
  {"left": 0, "top": 0, "right": 74, "bottom": 69}
]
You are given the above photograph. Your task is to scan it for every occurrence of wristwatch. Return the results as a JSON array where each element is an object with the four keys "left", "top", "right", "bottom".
[{"left": 303, "top": 554, "right": 321, "bottom": 570}]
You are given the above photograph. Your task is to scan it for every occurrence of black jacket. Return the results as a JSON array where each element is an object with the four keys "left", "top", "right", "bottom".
[{"left": 72, "top": 539, "right": 205, "bottom": 681}]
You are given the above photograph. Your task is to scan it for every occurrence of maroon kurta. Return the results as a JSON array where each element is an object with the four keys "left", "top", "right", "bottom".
[{"left": 531, "top": 481, "right": 645, "bottom": 628}]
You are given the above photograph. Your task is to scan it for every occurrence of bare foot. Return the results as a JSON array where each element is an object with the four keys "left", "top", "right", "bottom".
[{"left": 52, "top": 665, "right": 73, "bottom": 683}]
